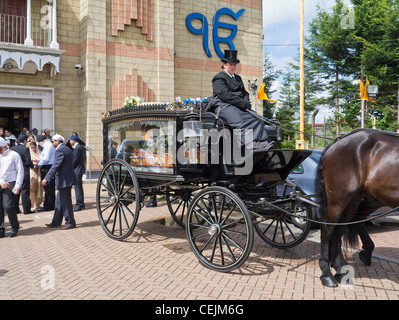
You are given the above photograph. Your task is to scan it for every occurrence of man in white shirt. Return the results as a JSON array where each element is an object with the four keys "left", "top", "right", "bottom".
[
  {"left": 34, "top": 135, "right": 56, "bottom": 211},
  {"left": 0, "top": 137, "right": 24, "bottom": 238}
]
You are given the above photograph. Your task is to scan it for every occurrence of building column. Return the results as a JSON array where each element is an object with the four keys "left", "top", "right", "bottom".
[
  {"left": 24, "top": 0, "right": 33, "bottom": 45},
  {"left": 50, "top": 0, "right": 59, "bottom": 49}
]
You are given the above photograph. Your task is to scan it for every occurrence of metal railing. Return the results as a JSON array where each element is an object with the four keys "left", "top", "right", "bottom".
[
  {"left": 84, "top": 146, "right": 92, "bottom": 184},
  {"left": 0, "top": 13, "right": 50, "bottom": 47}
]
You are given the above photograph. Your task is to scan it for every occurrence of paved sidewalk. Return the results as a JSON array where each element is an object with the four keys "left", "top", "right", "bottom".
[{"left": 0, "top": 182, "right": 398, "bottom": 300}]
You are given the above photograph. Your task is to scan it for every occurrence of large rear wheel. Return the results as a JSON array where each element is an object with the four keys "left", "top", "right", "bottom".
[{"left": 186, "top": 186, "right": 254, "bottom": 272}]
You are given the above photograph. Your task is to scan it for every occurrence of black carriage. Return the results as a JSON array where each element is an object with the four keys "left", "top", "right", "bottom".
[{"left": 97, "top": 103, "right": 317, "bottom": 272}]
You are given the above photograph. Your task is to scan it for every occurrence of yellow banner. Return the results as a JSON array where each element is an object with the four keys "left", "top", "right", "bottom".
[{"left": 257, "top": 83, "right": 277, "bottom": 102}]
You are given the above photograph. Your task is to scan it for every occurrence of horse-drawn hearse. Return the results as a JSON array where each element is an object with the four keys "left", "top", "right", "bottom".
[
  {"left": 97, "top": 102, "right": 322, "bottom": 272},
  {"left": 97, "top": 100, "right": 399, "bottom": 288}
]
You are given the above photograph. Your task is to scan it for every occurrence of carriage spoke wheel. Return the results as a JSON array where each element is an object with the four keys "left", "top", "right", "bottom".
[
  {"left": 186, "top": 186, "right": 254, "bottom": 272},
  {"left": 166, "top": 189, "right": 193, "bottom": 227},
  {"left": 253, "top": 180, "right": 311, "bottom": 249},
  {"left": 96, "top": 158, "right": 140, "bottom": 240}
]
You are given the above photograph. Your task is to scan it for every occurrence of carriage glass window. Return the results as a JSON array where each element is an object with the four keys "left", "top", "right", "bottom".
[{"left": 107, "top": 117, "right": 175, "bottom": 174}]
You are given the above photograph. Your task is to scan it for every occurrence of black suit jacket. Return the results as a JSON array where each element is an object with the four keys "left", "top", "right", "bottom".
[
  {"left": 11, "top": 143, "right": 34, "bottom": 178},
  {"left": 73, "top": 143, "right": 86, "bottom": 176},
  {"left": 44, "top": 144, "right": 76, "bottom": 190},
  {"left": 212, "top": 71, "right": 251, "bottom": 110}
]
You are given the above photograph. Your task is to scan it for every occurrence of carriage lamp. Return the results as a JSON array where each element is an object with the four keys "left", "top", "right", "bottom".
[
  {"left": 183, "top": 120, "right": 203, "bottom": 164},
  {"left": 360, "top": 84, "right": 379, "bottom": 128},
  {"left": 367, "top": 84, "right": 378, "bottom": 97}
]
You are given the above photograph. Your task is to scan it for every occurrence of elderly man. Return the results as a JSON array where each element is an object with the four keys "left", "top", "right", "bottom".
[
  {"left": 0, "top": 137, "right": 24, "bottom": 238},
  {"left": 43, "top": 134, "right": 76, "bottom": 229}
]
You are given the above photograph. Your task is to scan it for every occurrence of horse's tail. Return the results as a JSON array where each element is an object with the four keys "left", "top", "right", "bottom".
[{"left": 344, "top": 225, "right": 360, "bottom": 248}]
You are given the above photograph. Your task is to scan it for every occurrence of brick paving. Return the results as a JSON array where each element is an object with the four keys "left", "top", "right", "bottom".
[{"left": 0, "top": 182, "right": 399, "bottom": 300}]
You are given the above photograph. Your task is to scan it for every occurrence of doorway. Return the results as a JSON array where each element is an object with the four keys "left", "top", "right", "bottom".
[{"left": 0, "top": 107, "right": 30, "bottom": 136}]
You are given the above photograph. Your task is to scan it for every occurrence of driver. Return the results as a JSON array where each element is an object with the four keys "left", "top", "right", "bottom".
[{"left": 211, "top": 50, "right": 275, "bottom": 151}]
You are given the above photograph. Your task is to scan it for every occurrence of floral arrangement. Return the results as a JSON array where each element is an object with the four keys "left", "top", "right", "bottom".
[
  {"left": 122, "top": 96, "right": 144, "bottom": 108},
  {"left": 166, "top": 97, "right": 209, "bottom": 111},
  {"left": 119, "top": 96, "right": 210, "bottom": 112}
]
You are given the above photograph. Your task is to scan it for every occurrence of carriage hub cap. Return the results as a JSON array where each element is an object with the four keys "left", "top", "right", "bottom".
[
  {"left": 208, "top": 224, "right": 221, "bottom": 236},
  {"left": 110, "top": 195, "right": 119, "bottom": 203}
]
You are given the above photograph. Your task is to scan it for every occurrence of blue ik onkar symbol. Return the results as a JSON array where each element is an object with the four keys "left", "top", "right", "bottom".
[{"left": 186, "top": 8, "right": 246, "bottom": 59}]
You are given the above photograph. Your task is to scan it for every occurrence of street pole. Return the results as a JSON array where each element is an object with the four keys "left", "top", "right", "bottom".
[
  {"left": 296, "top": 0, "right": 308, "bottom": 149},
  {"left": 361, "top": 99, "right": 365, "bottom": 128},
  {"left": 299, "top": 0, "right": 305, "bottom": 144}
]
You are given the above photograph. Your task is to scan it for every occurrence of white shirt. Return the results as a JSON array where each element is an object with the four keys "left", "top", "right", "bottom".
[
  {"left": 223, "top": 70, "right": 235, "bottom": 78},
  {"left": 0, "top": 149, "right": 24, "bottom": 190},
  {"left": 38, "top": 140, "right": 55, "bottom": 167}
]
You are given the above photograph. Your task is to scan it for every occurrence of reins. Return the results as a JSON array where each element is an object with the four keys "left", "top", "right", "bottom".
[{"left": 288, "top": 204, "right": 399, "bottom": 226}]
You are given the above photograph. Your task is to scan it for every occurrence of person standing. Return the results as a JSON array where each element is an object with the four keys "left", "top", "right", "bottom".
[
  {"left": 35, "top": 135, "right": 55, "bottom": 212},
  {"left": 44, "top": 129, "right": 52, "bottom": 140},
  {"left": 11, "top": 134, "right": 35, "bottom": 214},
  {"left": 0, "top": 137, "right": 24, "bottom": 238},
  {"left": 42, "top": 134, "right": 76, "bottom": 229},
  {"left": 109, "top": 141, "right": 118, "bottom": 159},
  {"left": 31, "top": 128, "right": 39, "bottom": 141},
  {"left": 69, "top": 134, "right": 85, "bottom": 211},
  {"left": 4, "top": 129, "right": 17, "bottom": 148},
  {"left": 66, "top": 132, "right": 86, "bottom": 150},
  {"left": 29, "top": 141, "right": 43, "bottom": 211}
]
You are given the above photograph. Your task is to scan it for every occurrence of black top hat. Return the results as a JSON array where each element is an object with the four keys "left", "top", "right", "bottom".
[{"left": 221, "top": 50, "right": 240, "bottom": 64}]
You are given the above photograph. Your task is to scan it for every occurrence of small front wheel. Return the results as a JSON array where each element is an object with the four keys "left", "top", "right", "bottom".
[
  {"left": 166, "top": 189, "right": 193, "bottom": 227},
  {"left": 186, "top": 186, "right": 254, "bottom": 272},
  {"left": 96, "top": 158, "right": 140, "bottom": 240},
  {"left": 253, "top": 180, "right": 311, "bottom": 249}
]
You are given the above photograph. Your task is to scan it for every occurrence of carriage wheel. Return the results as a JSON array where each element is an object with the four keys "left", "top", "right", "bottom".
[
  {"left": 96, "top": 158, "right": 140, "bottom": 240},
  {"left": 166, "top": 189, "right": 193, "bottom": 227},
  {"left": 253, "top": 181, "right": 311, "bottom": 249},
  {"left": 186, "top": 186, "right": 254, "bottom": 272}
]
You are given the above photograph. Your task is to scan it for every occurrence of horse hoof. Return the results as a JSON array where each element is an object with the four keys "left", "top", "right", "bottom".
[
  {"left": 359, "top": 250, "right": 372, "bottom": 266},
  {"left": 334, "top": 273, "right": 344, "bottom": 283},
  {"left": 320, "top": 276, "right": 338, "bottom": 288}
]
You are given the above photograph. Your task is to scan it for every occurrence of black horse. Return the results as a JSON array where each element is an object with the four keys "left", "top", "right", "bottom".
[{"left": 315, "top": 129, "right": 399, "bottom": 287}]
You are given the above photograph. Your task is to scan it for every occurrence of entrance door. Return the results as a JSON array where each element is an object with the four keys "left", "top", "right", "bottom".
[
  {"left": 0, "top": 107, "right": 30, "bottom": 136},
  {"left": 0, "top": 0, "right": 26, "bottom": 44}
]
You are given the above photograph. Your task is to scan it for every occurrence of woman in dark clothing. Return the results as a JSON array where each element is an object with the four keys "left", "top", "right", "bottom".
[{"left": 211, "top": 50, "right": 274, "bottom": 151}]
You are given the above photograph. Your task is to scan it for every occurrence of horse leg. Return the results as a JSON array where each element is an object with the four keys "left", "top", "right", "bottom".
[
  {"left": 356, "top": 222, "right": 374, "bottom": 266},
  {"left": 319, "top": 200, "right": 352, "bottom": 287},
  {"left": 331, "top": 199, "right": 363, "bottom": 280},
  {"left": 330, "top": 225, "right": 348, "bottom": 283},
  {"left": 319, "top": 224, "right": 339, "bottom": 287}
]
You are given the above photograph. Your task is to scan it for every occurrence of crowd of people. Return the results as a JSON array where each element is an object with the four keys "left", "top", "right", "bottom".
[{"left": 0, "top": 127, "right": 86, "bottom": 238}]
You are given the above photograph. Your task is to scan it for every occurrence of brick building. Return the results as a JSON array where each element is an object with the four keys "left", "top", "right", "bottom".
[{"left": 0, "top": 0, "right": 263, "bottom": 170}]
